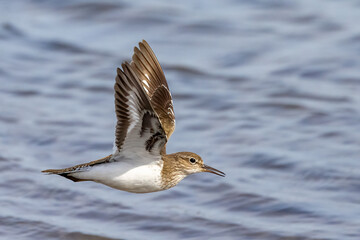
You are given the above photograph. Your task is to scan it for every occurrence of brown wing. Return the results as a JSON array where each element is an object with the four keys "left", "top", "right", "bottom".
[
  {"left": 114, "top": 62, "right": 167, "bottom": 157},
  {"left": 130, "top": 40, "right": 175, "bottom": 139}
]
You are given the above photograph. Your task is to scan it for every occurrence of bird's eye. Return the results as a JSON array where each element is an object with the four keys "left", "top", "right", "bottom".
[{"left": 189, "top": 158, "right": 196, "bottom": 164}]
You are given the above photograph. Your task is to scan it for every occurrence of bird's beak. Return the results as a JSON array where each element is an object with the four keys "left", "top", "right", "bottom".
[{"left": 202, "top": 164, "right": 225, "bottom": 177}]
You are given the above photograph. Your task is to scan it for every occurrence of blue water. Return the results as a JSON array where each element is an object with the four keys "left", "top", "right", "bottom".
[{"left": 1, "top": 0, "right": 360, "bottom": 239}]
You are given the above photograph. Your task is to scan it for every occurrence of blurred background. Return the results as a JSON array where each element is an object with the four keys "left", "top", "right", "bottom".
[{"left": 1, "top": 0, "right": 360, "bottom": 239}]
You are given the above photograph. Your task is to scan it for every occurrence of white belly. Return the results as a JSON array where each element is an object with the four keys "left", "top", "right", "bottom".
[{"left": 72, "top": 160, "right": 164, "bottom": 193}]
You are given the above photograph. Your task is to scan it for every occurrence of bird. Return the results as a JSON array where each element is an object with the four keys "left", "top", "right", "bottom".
[{"left": 42, "top": 40, "right": 225, "bottom": 193}]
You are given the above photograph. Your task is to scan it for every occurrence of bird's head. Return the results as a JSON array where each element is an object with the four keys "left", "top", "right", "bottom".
[{"left": 174, "top": 152, "right": 225, "bottom": 177}]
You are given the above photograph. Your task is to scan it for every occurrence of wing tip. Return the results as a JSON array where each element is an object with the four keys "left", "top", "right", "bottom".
[
  {"left": 140, "top": 39, "right": 148, "bottom": 47},
  {"left": 116, "top": 67, "right": 123, "bottom": 75}
]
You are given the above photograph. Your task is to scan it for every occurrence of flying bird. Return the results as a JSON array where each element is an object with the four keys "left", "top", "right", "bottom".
[{"left": 42, "top": 40, "right": 225, "bottom": 193}]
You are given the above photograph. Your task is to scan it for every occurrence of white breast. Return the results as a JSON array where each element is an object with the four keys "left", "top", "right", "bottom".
[{"left": 72, "top": 159, "right": 164, "bottom": 193}]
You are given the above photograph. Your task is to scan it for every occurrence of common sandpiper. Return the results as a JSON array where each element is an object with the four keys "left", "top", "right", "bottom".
[{"left": 42, "top": 40, "right": 225, "bottom": 193}]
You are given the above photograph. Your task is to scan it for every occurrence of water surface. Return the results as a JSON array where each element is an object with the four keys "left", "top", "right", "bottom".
[{"left": 1, "top": 0, "right": 360, "bottom": 239}]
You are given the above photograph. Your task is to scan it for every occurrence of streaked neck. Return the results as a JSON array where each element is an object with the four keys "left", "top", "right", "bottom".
[{"left": 160, "top": 154, "right": 187, "bottom": 190}]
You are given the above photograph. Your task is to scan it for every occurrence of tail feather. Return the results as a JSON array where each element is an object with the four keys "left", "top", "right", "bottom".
[
  {"left": 41, "top": 168, "right": 67, "bottom": 174},
  {"left": 41, "top": 168, "right": 88, "bottom": 182},
  {"left": 41, "top": 155, "right": 113, "bottom": 182}
]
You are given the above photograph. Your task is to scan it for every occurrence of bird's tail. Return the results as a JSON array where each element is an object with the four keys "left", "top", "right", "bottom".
[
  {"left": 42, "top": 168, "right": 67, "bottom": 174},
  {"left": 41, "top": 154, "right": 113, "bottom": 182}
]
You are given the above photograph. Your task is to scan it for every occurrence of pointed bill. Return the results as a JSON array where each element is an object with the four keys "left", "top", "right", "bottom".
[{"left": 202, "top": 164, "right": 226, "bottom": 177}]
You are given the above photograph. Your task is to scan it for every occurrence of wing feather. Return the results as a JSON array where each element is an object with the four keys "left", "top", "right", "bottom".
[
  {"left": 114, "top": 62, "right": 167, "bottom": 158},
  {"left": 130, "top": 40, "right": 176, "bottom": 138}
]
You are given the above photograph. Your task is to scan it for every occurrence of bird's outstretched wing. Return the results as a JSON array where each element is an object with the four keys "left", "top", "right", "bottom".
[
  {"left": 114, "top": 62, "right": 167, "bottom": 159},
  {"left": 130, "top": 40, "right": 175, "bottom": 139}
]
